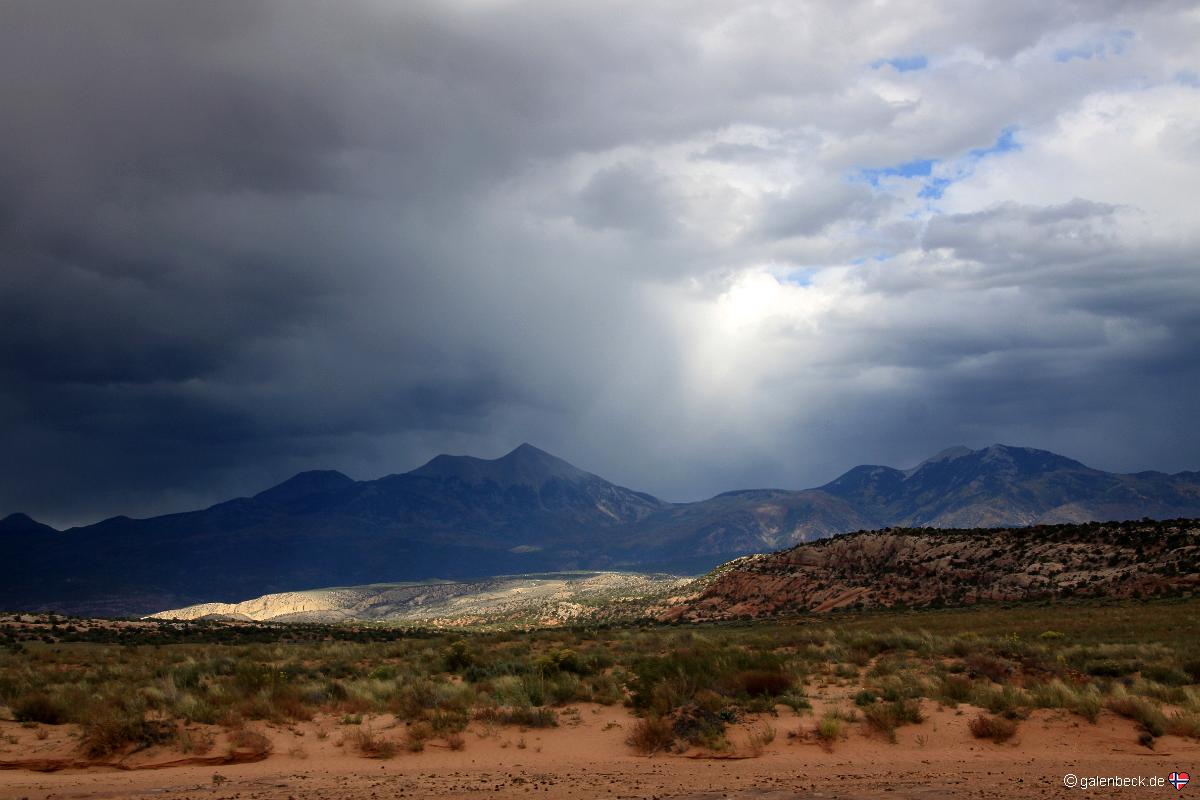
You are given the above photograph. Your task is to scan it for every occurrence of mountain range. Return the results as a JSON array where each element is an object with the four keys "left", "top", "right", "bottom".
[{"left": 2, "top": 442, "right": 1198, "bottom": 615}]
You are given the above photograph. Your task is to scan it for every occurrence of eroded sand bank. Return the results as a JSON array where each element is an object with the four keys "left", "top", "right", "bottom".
[{"left": 2, "top": 700, "right": 1197, "bottom": 799}]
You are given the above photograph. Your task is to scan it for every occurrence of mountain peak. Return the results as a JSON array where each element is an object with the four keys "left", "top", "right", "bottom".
[
  {"left": 902, "top": 444, "right": 1088, "bottom": 478},
  {"left": 0, "top": 512, "right": 59, "bottom": 535},
  {"left": 506, "top": 442, "right": 554, "bottom": 460},
  {"left": 410, "top": 444, "right": 592, "bottom": 488}
]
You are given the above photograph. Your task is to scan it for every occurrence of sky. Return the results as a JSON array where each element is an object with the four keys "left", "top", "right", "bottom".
[{"left": 2, "top": 1, "right": 1199, "bottom": 527}]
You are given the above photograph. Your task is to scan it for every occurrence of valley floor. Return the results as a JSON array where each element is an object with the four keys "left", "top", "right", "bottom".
[{"left": 3, "top": 701, "right": 1197, "bottom": 799}]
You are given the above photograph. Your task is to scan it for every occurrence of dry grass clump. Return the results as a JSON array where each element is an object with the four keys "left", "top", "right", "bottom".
[
  {"left": 404, "top": 720, "right": 434, "bottom": 752},
  {"left": 625, "top": 715, "right": 675, "bottom": 755},
  {"left": 1165, "top": 710, "right": 1200, "bottom": 739},
  {"left": 1106, "top": 689, "right": 1167, "bottom": 739},
  {"left": 474, "top": 705, "right": 558, "bottom": 728},
  {"left": 814, "top": 715, "right": 843, "bottom": 751},
  {"left": 936, "top": 674, "right": 974, "bottom": 705},
  {"left": 346, "top": 724, "right": 398, "bottom": 759},
  {"left": 228, "top": 727, "right": 273, "bottom": 757},
  {"left": 968, "top": 713, "right": 1017, "bottom": 743},
  {"left": 1028, "top": 679, "right": 1102, "bottom": 723},
  {"left": 862, "top": 699, "right": 924, "bottom": 743}
]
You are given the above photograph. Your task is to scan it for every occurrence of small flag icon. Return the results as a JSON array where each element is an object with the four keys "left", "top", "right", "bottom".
[{"left": 1168, "top": 772, "right": 1190, "bottom": 790}]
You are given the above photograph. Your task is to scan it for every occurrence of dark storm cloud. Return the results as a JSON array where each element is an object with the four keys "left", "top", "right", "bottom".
[
  {"left": 572, "top": 161, "right": 681, "bottom": 236},
  {"left": 1, "top": 0, "right": 1198, "bottom": 525}
]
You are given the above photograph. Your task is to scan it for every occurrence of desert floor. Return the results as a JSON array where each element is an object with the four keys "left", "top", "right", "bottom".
[{"left": 2, "top": 701, "right": 1197, "bottom": 799}]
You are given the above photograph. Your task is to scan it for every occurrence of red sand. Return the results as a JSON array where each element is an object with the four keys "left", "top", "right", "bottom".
[{"left": 1, "top": 702, "right": 1196, "bottom": 799}]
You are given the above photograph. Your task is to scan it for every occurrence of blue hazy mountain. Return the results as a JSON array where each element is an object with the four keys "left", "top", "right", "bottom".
[{"left": 2, "top": 443, "right": 1197, "bottom": 615}]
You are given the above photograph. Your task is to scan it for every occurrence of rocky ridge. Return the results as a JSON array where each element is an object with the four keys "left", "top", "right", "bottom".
[{"left": 662, "top": 519, "right": 1200, "bottom": 621}]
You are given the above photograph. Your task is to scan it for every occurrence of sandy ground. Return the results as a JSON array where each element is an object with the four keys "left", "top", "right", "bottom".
[{"left": 1, "top": 702, "right": 1197, "bottom": 799}]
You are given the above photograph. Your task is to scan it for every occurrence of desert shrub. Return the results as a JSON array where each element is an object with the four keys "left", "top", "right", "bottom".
[
  {"left": 322, "top": 680, "right": 350, "bottom": 702},
  {"left": 265, "top": 684, "right": 315, "bottom": 722},
  {"left": 473, "top": 705, "right": 557, "bottom": 728},
  {"left": 445, "top": 731, "right": 466, "bottom": 750},
  {"left": 847, "top": 647, "right": 873, "bottom": 667},
  {"left": 778, "top": 691, "right": 812, "bottom": 712},
  {"left": 626, "top": 715, "right": 675, "bottom": 755},
  {"left": 1083, "top": 658, "right": 1140, "bottom": 678},
  {"left": 232, "top": 662, "right": 275, "bottom": 694},
  {"left": 970, "top": 684, "right": 1029, "bottom": 718},
  {"left": 1028, "top": 679, "right": 1074, "bottom": 709},
  {"left": 427, "top": 709, "right": 470, "bottom": 735},
  {"left": 404, "top": 720, "right": 434, "bottom": 752},
  {"left": 937, "top": 675, "right": 974, "bottom": 705},
  {"left": 534, "top": 647, "right": 590, "bottom": 676},
  {"left": 1133, "top": 678, "right": 1189, "bottom": 705},
  {"left": 172, "top": 693, "right": 221, "bottom": 725},
  {"left": 968, "top": 713, "right": 1017, "bottom": 743},
  {"left": 963, "top": 653, "right": 1014, "bottom": 683},
  {"left": 582, "top": 672, "right": 624, "bottom": 705},
  {"left": 347, "top": 725, "right": 397, "bottom": 759},
  {"left": 390, "top": 678, "right": 442, "bottom": 719},
  {"left": 833, "top": 663, "right": 859, "bottom": 679},
  {"left": 815, "top": 715, "right": 842, "bottom": 750},
  {"left": 736, "top": 670, "right": 792, "bottom": 697},
  {"left": 80, "top": 697, "right": 172, "bottom": 758},
  {"left": 442, "top": 640, "right": 476, "bottom": 673},
  {"left": 863, "top": 699, "right": 923, "bottom": 743},
  {"left": 875, "top": 671, "right": 930, "bottom": 702},
  {"left": 745, "top": 721, "right": 775, "bottom": 756},
  {"left": 671, "top": 704, "right": 727, "bottom": 749},
  {"left": 11, "top": 692, "right": 68, "bottom": 725},
  {"left": 628, "top": 645, "right": 786, "bottom": 713},
  {"left": 691, "top": 688, "right": 725, "bottom": 713},
  {"left": 546, "top": 672, "right": 583, "bottom": 705},
  {"left": 1142, "top": 664, "right": 1191, "bottom": 687},
  {"left": 488, "top": 675, "right": 533, "bottom": 708}
]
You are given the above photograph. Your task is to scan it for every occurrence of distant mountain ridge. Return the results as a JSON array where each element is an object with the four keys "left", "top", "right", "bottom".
[
  {"left": 2, "top": 443, "right": 1198, "bottom": 616},
  {"left": 820, "top": 444, "right": 1200, "bottom": 528}
]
